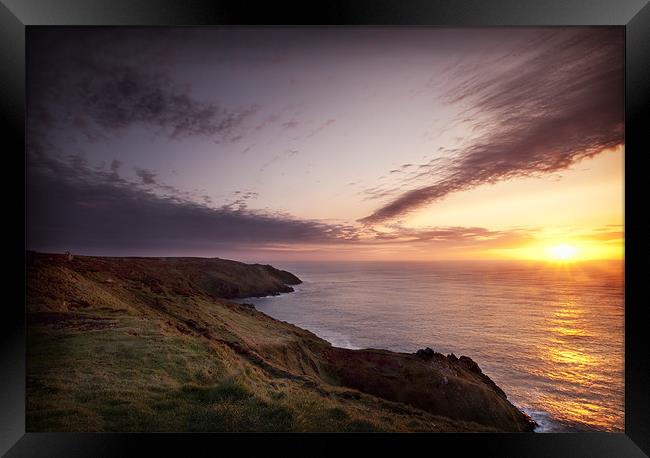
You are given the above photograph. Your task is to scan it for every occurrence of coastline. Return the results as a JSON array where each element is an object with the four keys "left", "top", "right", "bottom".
[
  {"left": 237, "top": 260, "right": 624, "bottom": 433},
  {"left": 26, "top": 252, "right": 536, "bottom": 432},
  {"left": 236, "top": 284, "right": 547, "bottom": 431}
]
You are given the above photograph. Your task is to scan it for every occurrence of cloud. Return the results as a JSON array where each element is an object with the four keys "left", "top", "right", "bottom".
[
  {"left": 259, "top": 149, "right": 301, "bottom": 172},
  {"left": 222, "top": 191, "right": 260, "bottom": 211},
  {"left": 281, "top": 120, "right": 299, "bottom": 130},
  {"left": 361, "top": 28, "right": 623, "bottom": 224},
  {"left": 306, "top": 119, "right": 336, "bottom": 138},
  {"left": 27, "top": 155, "right": 359, "bottom": 254},
  {"left": 76, "top": 66, "right": 255, "bottom": 141},
  {"left": 27, "top": 151, "right": 538, "bottom": 256},
  {"left": 27, "top": 29, "right": 256, "bottom": 145},
  {"left": 367, "top": 225, "right": 535, "bottom": 248},
  {"left": 556, "top": 226, "right": 624, "bottom": 243},
  {"left": 254, "top": 113, "right": 281, "bottom": 131},
  {"left": 108, "top": 160, "right": 123, "bottom": 182},
  {"left": 135, "top": 168, "right": 157, "bottom": 185},
  {"left": 110, "top": 160, "right": 122, "bottom": 173}
]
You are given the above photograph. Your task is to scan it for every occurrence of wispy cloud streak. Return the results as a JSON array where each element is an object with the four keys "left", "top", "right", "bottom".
[{"left": 361, "top": 28, "right": 623, "bottom": 224}]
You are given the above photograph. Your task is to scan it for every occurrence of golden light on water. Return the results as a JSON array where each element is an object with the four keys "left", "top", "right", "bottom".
[{"left": 531, "top": 297, "right": 624, "bottom": 431}]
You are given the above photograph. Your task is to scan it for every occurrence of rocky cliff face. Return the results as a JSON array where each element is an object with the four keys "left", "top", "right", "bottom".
[
  {"left": 25, "top": 253, "right": 535, "bottom": 432},
  {"left": 322, "top": 347, "right": 534, "bottom": 431}
]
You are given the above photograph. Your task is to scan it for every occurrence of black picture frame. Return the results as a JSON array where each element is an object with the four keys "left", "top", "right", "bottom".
[{"left": 2, "top": 1, "right": 648, "bottom": 456}]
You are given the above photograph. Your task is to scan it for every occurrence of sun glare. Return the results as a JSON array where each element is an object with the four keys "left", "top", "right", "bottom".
[{"left": 549, "top": 244, "right": 578, "bottom": 261}]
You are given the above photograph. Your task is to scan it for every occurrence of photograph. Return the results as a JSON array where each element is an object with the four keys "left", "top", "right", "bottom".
[{"left": 25, "top": 26, "right": 624, "bottom": 433}]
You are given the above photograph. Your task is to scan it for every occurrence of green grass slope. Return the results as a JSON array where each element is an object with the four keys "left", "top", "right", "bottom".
[{"left": 26, "top": 252, "right": 535, "bottom": 432}]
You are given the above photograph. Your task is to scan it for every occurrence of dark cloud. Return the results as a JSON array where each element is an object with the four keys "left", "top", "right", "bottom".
[
  {"left": 135, "top": 168, "right": 157, "bottom": 185},
  {"left": 110, "top": 160, "right": 122, "bottom": 173},
  {"left": 108, "top": 159, "right": 122, "bottom": 182},
  {"left": 27, "top": 156, "right": 358, "bottom": 254},
  {"left": 27, "top": 28, "right": 255, "bottom": 145},
  {"left": 222, "top": 191, "right": 260, "bottom": 211},
  {"left": 361, "top": 28, "right": 623, "bottom": 224},
  {"left": 76, "top": 66, "right": 255, "bottom": 141}
]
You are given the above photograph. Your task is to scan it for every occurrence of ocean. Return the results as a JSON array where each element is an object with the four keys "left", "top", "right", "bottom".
[{"left": 235, "top": 260, "right": 624, "bottom": 432}]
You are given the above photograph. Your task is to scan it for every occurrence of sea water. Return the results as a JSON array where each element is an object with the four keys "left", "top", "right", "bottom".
[{"left": 235, "top": 260, "right": 624, "bottom": 432}]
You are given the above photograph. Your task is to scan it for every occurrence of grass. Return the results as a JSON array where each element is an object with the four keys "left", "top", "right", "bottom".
[
  {"left": 26, "top": 256, "right": 507, "bottom": 432},
  {"left": 26, "top": 317, "right": 445, "bottom": 432}
]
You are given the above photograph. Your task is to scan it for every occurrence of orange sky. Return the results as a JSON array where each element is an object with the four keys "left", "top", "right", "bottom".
[{"left": 248, "top": 145, "right": 624, "bottom": 262}]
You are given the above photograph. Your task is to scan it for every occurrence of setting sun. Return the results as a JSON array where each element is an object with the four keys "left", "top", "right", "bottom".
[{"left": 549, "top": 244, "right": 578, "bottom": 260}]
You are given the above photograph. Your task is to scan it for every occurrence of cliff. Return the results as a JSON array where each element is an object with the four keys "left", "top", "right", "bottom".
[{"left": 26, "top": 252, "right": 535, "bottom": 432}]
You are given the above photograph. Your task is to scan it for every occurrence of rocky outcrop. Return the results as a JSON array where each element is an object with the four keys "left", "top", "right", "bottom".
[{"left": 320, "top": 347, "right": 535, "bottom": 431}]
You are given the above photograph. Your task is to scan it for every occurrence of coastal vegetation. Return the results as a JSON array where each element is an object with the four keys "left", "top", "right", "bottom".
[{"left": 26, "top": 252, "right": 535, "bottom": 432}]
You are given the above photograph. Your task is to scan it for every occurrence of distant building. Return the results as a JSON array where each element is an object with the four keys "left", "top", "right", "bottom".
[{"left": 65, "top": 251, "right": 74, "bottom": 261}]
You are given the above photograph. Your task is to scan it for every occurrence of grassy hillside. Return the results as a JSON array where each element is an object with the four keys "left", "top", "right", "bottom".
[{"left": 26, "top": 253, "right": 535, "bottom": 432}]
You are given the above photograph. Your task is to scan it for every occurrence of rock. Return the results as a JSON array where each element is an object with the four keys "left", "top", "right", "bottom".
[
  {"left": 415, "top": 347, "right": 436, "bottom": 359},
  {"left": 323, "top": 346, "right": 537, "bottom": 432},
  {"left": 458, "top": 355, "right": 482, "bottom": 374}
]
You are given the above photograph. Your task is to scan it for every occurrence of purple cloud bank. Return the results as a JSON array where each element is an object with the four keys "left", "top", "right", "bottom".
[{"left": 27, "top": 153, "right": 360, "bottom": 254}]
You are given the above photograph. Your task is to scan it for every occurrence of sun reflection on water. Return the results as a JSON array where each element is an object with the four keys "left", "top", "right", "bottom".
[
  {"left": 535, "top": 299, "right": 620, "bottom": 431},
  {"left": 244, "top": 260, "right": 625, "bottom": 431}
]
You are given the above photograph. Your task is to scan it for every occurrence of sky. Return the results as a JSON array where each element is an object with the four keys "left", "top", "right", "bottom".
[{"left": 26, "top": 27, "right": 624, "bottom": 262}]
